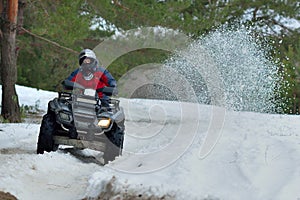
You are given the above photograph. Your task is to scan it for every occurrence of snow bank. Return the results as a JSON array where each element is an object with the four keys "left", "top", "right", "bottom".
[
  {"left": 0, "top": 85, "right": 57, "bottom": 112},
  {"left": 0, "top": 86, "right": 300, "bottom": 200},
  {"left": 85, "top": 109, "right": 300, "bottom": 200}
]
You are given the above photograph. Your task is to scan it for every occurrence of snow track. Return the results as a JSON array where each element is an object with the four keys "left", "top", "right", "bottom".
[{"left": 1, "top": 99, "right": 300, "bottom": 200}]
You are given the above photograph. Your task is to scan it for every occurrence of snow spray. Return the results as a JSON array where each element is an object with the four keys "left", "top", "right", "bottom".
[
  {"left": 157, "top": 25, "right": 287, "bottom": 114},
  {"left": 93, "top": 25, "right": 287, "bottom": 173}
]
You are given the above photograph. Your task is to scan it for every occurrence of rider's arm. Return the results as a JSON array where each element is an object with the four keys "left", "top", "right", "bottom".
[
  {"left": 66, "top": 68, "right": 80, "bottom": 82},
  {"left": 101, "top": 69, "right": 117, "bottom": 88},
  {"left": 102, "top": 69, "right": 118, "bottom": 96},
  {"left": 95, "top": 67, "right": 117, "bottom": 97},
  {"left": 61, "top": 69, "right": 80, "bottom": 90},
  {"left": 95, "top": 67, "right": 117, "bottom": 88}
]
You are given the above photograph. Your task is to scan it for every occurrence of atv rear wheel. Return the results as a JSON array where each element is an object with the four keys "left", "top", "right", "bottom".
[
  {"left": 103, "top": 124, "right": 124, "bottom": 164},
  {"left": 37, "top": 113, "right": 59, "bottom": 154}
]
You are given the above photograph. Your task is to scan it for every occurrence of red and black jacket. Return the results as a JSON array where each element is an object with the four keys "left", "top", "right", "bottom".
[{"left": 66, "top": 66, "right": 117, "bottom": 99}]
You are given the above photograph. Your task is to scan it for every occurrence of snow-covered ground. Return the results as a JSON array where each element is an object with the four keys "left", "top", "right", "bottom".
[{"left": 0, "top": 85, "right": 300, "bottom": 200}]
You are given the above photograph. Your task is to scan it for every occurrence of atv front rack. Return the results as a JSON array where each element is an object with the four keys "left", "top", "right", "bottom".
[{"left": 53, "top": 136, "right": 106, "bottom": 152}]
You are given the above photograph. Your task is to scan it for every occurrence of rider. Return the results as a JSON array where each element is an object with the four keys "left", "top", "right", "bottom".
[{"left": 64, "top": 49, "right": 117, "bottom": 107}]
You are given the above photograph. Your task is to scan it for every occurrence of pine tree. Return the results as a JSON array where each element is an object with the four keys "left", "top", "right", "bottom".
[{"left": 0, "top": 0, "right": 22, "bottom": 122}]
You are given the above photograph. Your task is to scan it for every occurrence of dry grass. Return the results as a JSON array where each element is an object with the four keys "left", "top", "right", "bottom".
[
  {"left": 0, "top": 191, "right": 18, "bottom": 200},
  {"left": 82, "top": 176, "right": 176, "bottom": 200}
]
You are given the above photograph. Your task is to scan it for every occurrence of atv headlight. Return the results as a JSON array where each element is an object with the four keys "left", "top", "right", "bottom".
[
  {"left": 59, "top": 111, "right": 72, "bottom": 123},
  {"left": 98, "top": 118, "right": 111, "bottom": 128}
]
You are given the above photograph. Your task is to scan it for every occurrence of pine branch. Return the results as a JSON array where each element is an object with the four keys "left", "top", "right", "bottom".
[
  {"left": 20, "top": 27, "right": 79, "bottom": 54},
  {"left": 112, "top": 0, "right": 129, "bottom": 11}
]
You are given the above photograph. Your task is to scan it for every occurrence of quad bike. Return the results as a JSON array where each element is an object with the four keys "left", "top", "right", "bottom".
[{"left": 37, "top": 80, "right": 125, "bottom": 164}]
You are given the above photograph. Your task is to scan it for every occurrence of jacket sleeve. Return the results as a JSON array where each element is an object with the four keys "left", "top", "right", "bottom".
[
  {"left": 101, "top": 68, "right": 117, "bottom": 87},
  {"left": 97, "top": 68, "right": 118, "bottom": 97},
  {"left": 61, "top": 69, "right": 79, "bottom": 90},
  {"left": 66, "top": 68, "right": 80, "bottom": 82}
]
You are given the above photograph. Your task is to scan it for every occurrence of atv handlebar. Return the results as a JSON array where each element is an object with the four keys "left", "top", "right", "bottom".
[
  {"left": 96, "top": 87, "right": 118, "bottom": 96},
  {"left": 62, "top": 80, "right": 117, "bottom": 96},
  {"left": 62, "top": 80, "right": 85, "bottom": 90}
]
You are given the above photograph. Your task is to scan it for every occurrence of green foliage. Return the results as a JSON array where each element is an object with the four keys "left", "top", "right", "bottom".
[
  {"left": 0, "top": 115, "right": 10, "bottom": 123},
  {"left": 279, "top": 33, "right": 300, "bottom": 113},
  {"left": 108, "top": 48, "right": 170, "bottom": 80},
  {"left": 25, "top": 0, "right": 90, "bottom": 45},
  {"left": 17, "top": 0, "right": 91, "bottom": 91},
  {"left": 16, "top": 0, "right": 300, "bottom": 113},
  {"left": 88, "top": 0, "right": 192, "bottom": 30},
  {"left": 17, "top": 39, "right": 78, "bottom": 90}
]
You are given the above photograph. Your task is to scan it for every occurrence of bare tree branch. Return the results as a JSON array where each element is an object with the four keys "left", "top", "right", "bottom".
[
  {"left": 252, "top": 7, "right": 259, "bottom": 20},
  {"left": 271, "top": 18, "right": 296, "bottom": 34},
  {"left": 112, "top": 0, "right": 129, "bottom": 11},
  {"left": 20, "top": 27, "right": 78, "bottom": 54}
]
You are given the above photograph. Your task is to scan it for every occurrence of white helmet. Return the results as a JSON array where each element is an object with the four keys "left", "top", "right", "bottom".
[
  {"left": 78, "top": 49, "right": 97, "bottom": 65},
  {"left": 78, "top": 49, "right": 98, "bottom": 80}
]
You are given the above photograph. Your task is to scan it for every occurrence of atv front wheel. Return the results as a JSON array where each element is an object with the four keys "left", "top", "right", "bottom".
[
  {"left": 103, "top": 124, "right": 124, "bottom": 164},
  {"left": 37, "top": 113, "right": 59, "bottom": 154}
]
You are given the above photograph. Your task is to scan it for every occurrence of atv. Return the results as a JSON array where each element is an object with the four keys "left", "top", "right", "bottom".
[{"left": 37, "top": 80, "right": 125, "bottom": 164}]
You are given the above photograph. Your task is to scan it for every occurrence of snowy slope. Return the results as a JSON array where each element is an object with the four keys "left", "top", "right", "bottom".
[{"left": 0, "top": 86, "right": 300, "bottom": 200}]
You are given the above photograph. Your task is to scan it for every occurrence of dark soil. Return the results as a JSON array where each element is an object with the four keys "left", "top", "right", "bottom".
[{"left": 0, "top": 191, "right": 18, "bottom": 200}]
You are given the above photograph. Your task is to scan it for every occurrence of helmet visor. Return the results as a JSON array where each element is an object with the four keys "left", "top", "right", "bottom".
[{"left": 80, "top": 57, "right": 97, "bottom": 75}]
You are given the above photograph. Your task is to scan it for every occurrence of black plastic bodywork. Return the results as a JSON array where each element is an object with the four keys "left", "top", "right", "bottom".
[{"left": 39, "top": 82, "right": 125, "bottom": 160}]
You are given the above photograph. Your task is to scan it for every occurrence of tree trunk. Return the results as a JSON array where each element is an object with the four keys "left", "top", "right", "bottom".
[
  {"left": 0, "top": 0, "right": 21, "bottom": 122},
  {"left": 17, "top": 0, "right": 25, "bottom": 35}
]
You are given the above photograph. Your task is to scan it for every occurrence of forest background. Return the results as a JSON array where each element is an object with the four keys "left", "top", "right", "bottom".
[{"left": 2, "top": 0, "right": 300, "bottom": 115}]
